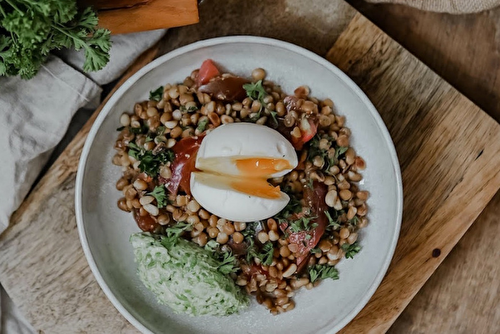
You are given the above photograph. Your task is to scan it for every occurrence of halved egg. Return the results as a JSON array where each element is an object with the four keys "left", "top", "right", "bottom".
[
  {"left": 190, "top": 123, "right": 298, "bottom": 222},
  {"left": 195, "top": 123, "right": 298, "bottom": 178}
]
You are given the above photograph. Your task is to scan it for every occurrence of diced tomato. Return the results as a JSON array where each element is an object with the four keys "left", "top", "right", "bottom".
[
  {"left": 280, "top": 182, "right": 328, "bottom": 273},
  {"left": 199, "top": 76, "right": 249, "bottom": 101},
  {"left": 196, "top": 59, "right": 220, "bottom": 87},
  {"left": 163, "top": 134, "right": 205, "bottom": 195},
  {"left": 133, "top": 208, "right": 161, "bottom": 233},
  {"left": 300, "top": 117, "right": 317, "bottom": 143},
  {"left": 283, "top": 96, "right": 318, "bottom": 150}
]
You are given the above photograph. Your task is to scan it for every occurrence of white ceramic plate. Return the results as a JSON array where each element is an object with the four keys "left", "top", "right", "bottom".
[{"left": 75, "top": 36, "right": 403, "bottom": 334}]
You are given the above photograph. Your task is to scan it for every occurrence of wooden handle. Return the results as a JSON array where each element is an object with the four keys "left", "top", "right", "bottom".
[{"left": 80, "top": 0, "right": 199, "bottom": 34}]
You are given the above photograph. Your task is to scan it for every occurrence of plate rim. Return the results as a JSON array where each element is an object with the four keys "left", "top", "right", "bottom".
[{"left": 75, "top": 35, "right": 403, "bottom": 334}]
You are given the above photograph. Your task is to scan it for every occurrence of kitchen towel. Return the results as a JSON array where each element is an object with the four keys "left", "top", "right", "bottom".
[
  {"left": 366, "top": 0, "right": 500, "bottom": 13},
  {"left": 0, "top": 29, "right": 166, "bottom": 334}
]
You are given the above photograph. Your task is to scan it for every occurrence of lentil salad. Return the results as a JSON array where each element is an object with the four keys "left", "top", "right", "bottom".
[{"left": 113, "top": 59, "right": 369, "bottom": 315}]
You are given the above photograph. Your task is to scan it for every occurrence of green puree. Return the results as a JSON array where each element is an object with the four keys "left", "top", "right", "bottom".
[{"left": 130, "top": 233, "right": 249, "bottom": 316}]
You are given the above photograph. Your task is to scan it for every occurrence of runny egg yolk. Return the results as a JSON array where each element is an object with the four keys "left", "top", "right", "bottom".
[
  {"left": 233, "top": 157, "right": 293, "bottom": 177},
  {"left": 229, "top": 178, "right": 282, "bottom": 199},
  {"left": 231, "top": 157, "right": 291, "bottom": 198}
]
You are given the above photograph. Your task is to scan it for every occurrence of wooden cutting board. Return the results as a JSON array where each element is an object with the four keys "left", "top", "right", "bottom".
[
  {"left": 1, "top": 12, "right": 500, "bottom": 334},
  {"left": 79, "top": 0, "right": 200, "bottom": 34}
]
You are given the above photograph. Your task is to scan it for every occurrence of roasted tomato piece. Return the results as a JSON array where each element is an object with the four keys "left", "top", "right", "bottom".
[
  {"left": 163, "top": 134, "right": 205, "bottom": 195},
  {"left": 196, "top": 59, "right": 220, "bottom": 86},
  {"left": 199, "top": 76, "right": 249, "bottom": 102},
  {"left": 133, "top": 208, "right": 161, "bottom": 233},
  {"left": 280, "top": 182, "right": 328, "bottom": 273},
  {"left": 283, "top": 96, "right": 318, "bottom": 150}
]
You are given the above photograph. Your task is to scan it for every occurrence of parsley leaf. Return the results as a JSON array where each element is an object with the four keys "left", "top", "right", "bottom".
[
  {"left": 180, "top": 105, "right": 198, "bottom": 112},
  {"left": 204, "top": 240, "right": 220, "bottom": 252},
  {"left": 342, "top": 242, "right": 361, "bottom": 259},
  {"left": 325, "top": 210, "right": 341, "bottom": 230},
  {"left": 196, "top": 119, "right": 209, "bottom": 133},
  {"left": 161, "top": 221, "right": 192, "bottom": 248},
  {"left": 148, "top": 185, "right": 167, "bottom": 208},
  {"left": 257, "top": 242, "right": 275, "bottom": 266},
  {"left": 243, "top": 80, "right": 267, "bottom": 102},
  {"left": 0, "top": 2, "right": 111, "bottom": 79},
  {"left": 288, "top": 216, "right": 318, "bottom": 233},
  {"left": 149, "top": 86, "right": 163, "bottom": 101},
  {"left": 335, "top": 146, "right": 349, "bottom": 160},
  {"left": 308, "top": 265, "right": 339, "bottom": 283},
  {"left": 218, "top": 252, "right": 239, "bottom": 275},
  {"left": 127, "top": 142, "right": 175, "bottom": 177},
  {"left": 310, "top": 247, "right": 322, "bottom": 254},
  {"left": 270, "top": 111, "right": 279, "bottom": 125},
  {"left": 275, "top": 192, "right": 302, "bottom": 220},
  {"left": 129, "top": 124, "right": 149, "bottom": 135}
]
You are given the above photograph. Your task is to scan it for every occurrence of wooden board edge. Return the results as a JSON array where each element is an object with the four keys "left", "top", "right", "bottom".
[{"left": 327, "top": 13, "right": 500, "bottom": 334}]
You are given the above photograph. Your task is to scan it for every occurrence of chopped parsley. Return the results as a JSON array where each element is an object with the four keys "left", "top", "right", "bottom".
[
  {"left": 149, "top": 86, "right": 163, "bottom": 101},
  {"left": 161, "top": 221, "right": 193, "bottom": 247},
  {"left": 306, "top": 135, "right": 348, "bottom": 173},
  {"left": 180, "top": 105, "right": 199, "bottom": 112},
  {"left": 204, "top": 240, "right": 220, "bottom": 252},
  {"left": 308, "top": 264, "right": 339, "bottom": 283},
  {"left": 325, "top": 210, "right": 341, "bottom": 231},
  {"left": 275, "top": 192, "right": 302, "bottom": 220},
  {"left": 270, "top": 111, "right": 279, "bottom": 125},
  {"left": 148, "top": 185, "right": 167, "bottom": 208},
  {"left": 217, "top": 252, "right": 239, "bottom": 275},
  {"left": 243, "top": 80, "right": 267, "bottom": 103},
  {"left": 341, "top": 242, "right": 361, "bottom": 259},
  {"left": 310, "top": 247, "right": 322, "bottom": 254},
  {"left": 335, "top": 146, "right": 349, "bottom": 160},
  {"left": 196, "top": 119, "right": 209, "bottom": 133},
  {"left": 129, "top": 124, "right": 149, "bottom": 135},
  {"left": 128, "top": 142, "right": 174, "bottom": 177},
  {"left": 257, "top": 242, "right": 274, "bottom": 266},
  {"left": 288, "top": 216, "right": 318, "bottom": 233}
]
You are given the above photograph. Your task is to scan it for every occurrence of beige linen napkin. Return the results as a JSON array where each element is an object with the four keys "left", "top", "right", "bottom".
[
  {"left": 366, "top": 0, "right": 500, "bottom": 13},
  {"left": 0, "top": 29, "right": 166, "bottom": 334}
]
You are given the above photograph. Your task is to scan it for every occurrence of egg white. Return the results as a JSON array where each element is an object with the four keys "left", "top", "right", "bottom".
[
  {"left": 196, "top": 123, "right": 298, "bottom": 178},
  {"left": 190, "top": 172, "right": 290, "bottom": 222}
]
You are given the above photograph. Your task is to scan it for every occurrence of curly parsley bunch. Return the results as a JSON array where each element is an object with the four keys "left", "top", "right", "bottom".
[{"left": 0, "top": 0, "right": 111, "bottom": 79}]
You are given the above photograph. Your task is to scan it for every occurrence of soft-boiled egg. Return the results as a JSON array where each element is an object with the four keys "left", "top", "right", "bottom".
[{"left": 190, "top": 123, "right": 298, "bottom": 222}]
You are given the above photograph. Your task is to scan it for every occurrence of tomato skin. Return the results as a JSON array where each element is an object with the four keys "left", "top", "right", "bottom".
[
  {"left": 163, "top": 134, "right": 205, "bottom": 195},
  {"left": 300, "top": 117, "right": 317, "bottom": 143},
  {"left": 280, "top": 182, "right": 328, "bottom": 273},
  {"left": 283, "top": 96, "right": 318, "bottom": 150},
  {"left": 196, "top": 59, "right": 220, "bottom": 86},
  {"left": 133, "top": 209, "right": 161, "bottom": 233}
]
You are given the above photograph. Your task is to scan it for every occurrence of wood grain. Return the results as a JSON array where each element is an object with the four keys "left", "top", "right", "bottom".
[
  {"left": 326, "top": 14, "right": 500, "bottom": 333},
  {"left": 80, "top": 0, "right": 199, "bottom": 34},
  {"left": 0, "top": 42, "right": 161, "bottom": 333},
  {"left": 348, "top": 0, "right": 500, "bottom": 123},
  {"left": 388, "top": 190, "right": 500, "bottom": 334}
]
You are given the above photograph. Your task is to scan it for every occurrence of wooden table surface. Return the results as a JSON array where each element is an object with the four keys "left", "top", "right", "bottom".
[
  {"left": 345, "top": 2, "right": 500, "bottom": 333},
  {"left": 2, "top": 1, "right": 499, "bottom": 333}
]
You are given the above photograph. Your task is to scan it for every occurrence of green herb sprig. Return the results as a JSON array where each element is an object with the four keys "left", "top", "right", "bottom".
[
  {"left": 308, "top": 264, "right": 339, "bottom": 283},
  {"left": 0, "top": 1, "right": 111, "bottom": 79},
  {"left": 341, "top": 242, "right": 361, "bottom": 259},
  {"left": 149, "top": 86, "right": 163, "bottom": 101},
  {"left": 148, "top": 185, "right": 168, "bottom": 208},
  {"left": 128, "top": 142, "right": 174, "bottom": 177}
]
